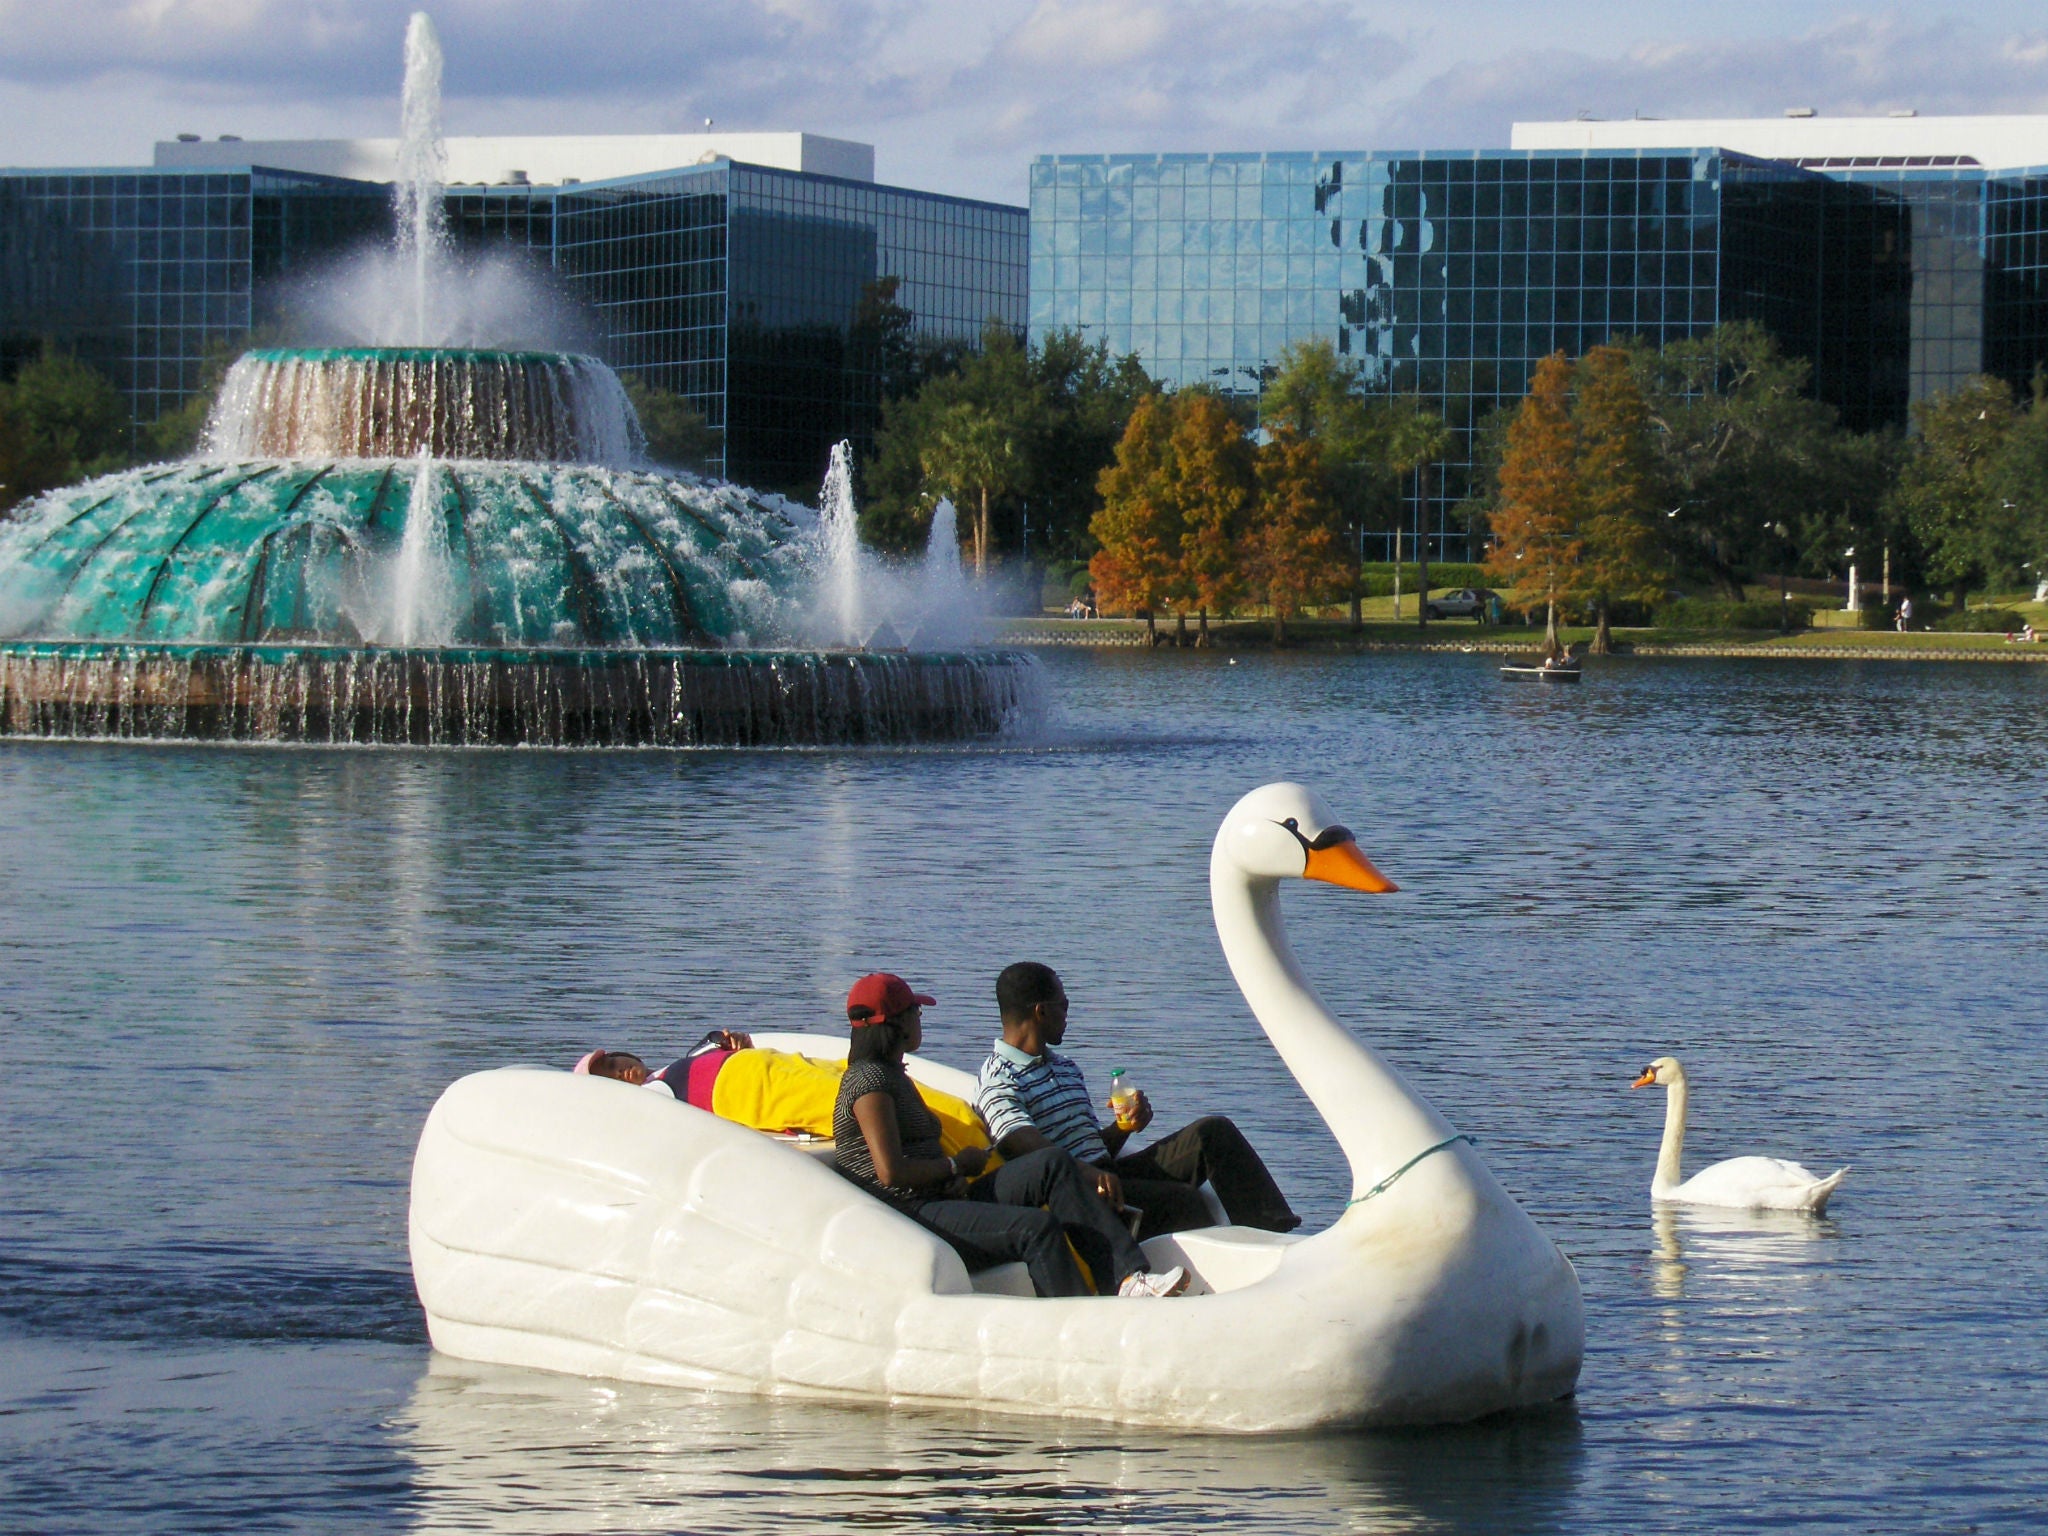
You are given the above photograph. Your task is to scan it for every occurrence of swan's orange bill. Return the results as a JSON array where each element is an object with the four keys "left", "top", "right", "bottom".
[
  {"left": 1630, "top": 1070, "right": 1656, "bottom": 1089},
  {"left": 1303, "top": 838, "right": 1397, "bottom": 893}
]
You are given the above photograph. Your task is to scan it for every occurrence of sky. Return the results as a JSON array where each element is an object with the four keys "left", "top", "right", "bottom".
[{"left": 4, "top": 1, "right": 2048, "bottom": 204}]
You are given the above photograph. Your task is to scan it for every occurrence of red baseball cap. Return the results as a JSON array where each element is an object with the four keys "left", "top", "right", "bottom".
[{"left": 846, "top": 972, "right": 935, "bottom": 1023}]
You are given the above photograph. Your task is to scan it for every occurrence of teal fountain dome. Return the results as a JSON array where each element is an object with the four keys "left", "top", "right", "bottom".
[{"left": 0, "top": 346, "right": 1033, "bottom": 746}]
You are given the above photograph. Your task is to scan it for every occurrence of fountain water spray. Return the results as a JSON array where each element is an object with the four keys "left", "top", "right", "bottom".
[
  {"left": 0, "top": 10, "right": 1038, "bottom": 748},
  {"left": 818, "top": 440, "right": 863, "bottom": 645},
  {"left": 391, "top": 452, "right": 457, "bottom": 645},
  {"left": 395, "top": 12, "right": 450, "bottom": 344},
  {"left": 912, "top": 498, "right": 973, "bottom": 646}
]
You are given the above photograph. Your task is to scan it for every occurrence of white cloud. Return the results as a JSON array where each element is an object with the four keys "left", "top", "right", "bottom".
[
  {"left": 1391, "top": 15, "right": 2048, "bottom": 146},
  {"left": 4, "top": 4, "right": 2048, "bottom": 203}
]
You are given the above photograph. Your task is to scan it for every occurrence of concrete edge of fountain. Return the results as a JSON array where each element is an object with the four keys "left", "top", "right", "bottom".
[
  {"left": 0, "top": 640, "right": 1041, "bottom": 748},
  {"left": 0, "top": 639, "right": 1027, "bottom": 667}
]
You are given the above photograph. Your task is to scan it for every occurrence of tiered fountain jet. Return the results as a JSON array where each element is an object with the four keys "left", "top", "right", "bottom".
[{"left": 0, "top": 15, "right": 1029, "bottom": 748}]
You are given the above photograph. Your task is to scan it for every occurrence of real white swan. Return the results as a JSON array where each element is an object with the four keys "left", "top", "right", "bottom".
[
  {"left": 408, "top": 783, "right": 1584, "bottom": 1430},
  {"left": 1632, "top": 1055, "right": 1848, "bottom": 1213}
]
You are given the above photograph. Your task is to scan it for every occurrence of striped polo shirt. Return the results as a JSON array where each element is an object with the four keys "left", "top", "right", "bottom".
[{"left": 976, "top": 1040, "right": 1107, "bottom": 1164}]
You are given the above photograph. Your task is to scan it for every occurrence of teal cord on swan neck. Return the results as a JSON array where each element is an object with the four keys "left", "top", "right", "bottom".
[{"left": 1344, "top": 1133, "right": 1477, "bottom": 1208}]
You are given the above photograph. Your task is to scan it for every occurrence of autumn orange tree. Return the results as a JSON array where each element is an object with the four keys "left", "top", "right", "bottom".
[
  {"left": 1090, "top": 392, "right": 1185, "bottom": 643},
  {"left": 1573, "top": 345, "right": 1668, "bottom": 654},
  {"left": 1091, "top": 389, "right": 1254, "bottom": 644},
  {"left": 1486, "top": 351, "right": 1583, "bottom": 654},
  {"left": 1168, "top": 391, "right": 1255, "bottom": 644},
  {"left": 1249, "top": 427, "right": 1347, "bottom": 643}
]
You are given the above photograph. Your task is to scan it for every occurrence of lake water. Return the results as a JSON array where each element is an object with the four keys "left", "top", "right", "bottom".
[{"left": 2, "top": 649, "right": 2044, "bottom": 1533}]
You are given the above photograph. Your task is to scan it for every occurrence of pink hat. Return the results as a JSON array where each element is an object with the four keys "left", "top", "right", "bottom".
[{"left": 572, "top": 1050, "right": 601, "bottom": 1075}]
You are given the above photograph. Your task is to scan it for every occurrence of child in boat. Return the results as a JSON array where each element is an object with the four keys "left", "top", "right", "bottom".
[{"left": 832, "top": 972, "right": 1187, "bottom": 1299}]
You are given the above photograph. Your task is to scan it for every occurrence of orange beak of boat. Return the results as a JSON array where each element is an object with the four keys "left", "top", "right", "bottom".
[
  {"left": 1630, "top": 1069, "right": 1656, "bottom": 1089},
  {"left": 1303, "top": 836, "right": 1398, "bottom": 893}
]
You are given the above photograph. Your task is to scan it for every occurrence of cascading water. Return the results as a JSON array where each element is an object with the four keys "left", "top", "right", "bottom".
[
  {"left": 202, "top": 350, "right": 643, "bottom": 462},
  {"left": 395, "top": 12, "right": 450, "bottom": 345},
  {"left": 391, "top": 453, "right": 457, "bottom": 645},
  {"left": 0, "top": 10, "right": 1036, "bottom": 748}
]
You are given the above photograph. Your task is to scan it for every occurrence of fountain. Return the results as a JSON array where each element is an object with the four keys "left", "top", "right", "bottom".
[{"left": 0, "top": 15, "right": 1032, "bottom": 748}]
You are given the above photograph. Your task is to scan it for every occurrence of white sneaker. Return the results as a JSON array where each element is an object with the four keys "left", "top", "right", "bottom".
[{"left": 1117, "top": 1265, "right": 1190, "bottom": 1298}]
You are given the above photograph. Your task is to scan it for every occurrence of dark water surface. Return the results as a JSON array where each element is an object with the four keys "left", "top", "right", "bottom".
[{"left": 2, "top": 650, "right": 2044, "bottom": 1533}]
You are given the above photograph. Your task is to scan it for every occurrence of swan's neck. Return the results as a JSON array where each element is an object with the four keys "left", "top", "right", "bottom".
[
  {"left": 1654, "top": 1076, "right": 1689, "bottom": 1193},
  {"left": 1209, "top": 859, "right": 1452, "bottom": 1199}
]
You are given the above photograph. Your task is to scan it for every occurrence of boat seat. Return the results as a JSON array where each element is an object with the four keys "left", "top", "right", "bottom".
[{"left": 1138, "top": 1226, "right": 1303, "bottom": 1295}]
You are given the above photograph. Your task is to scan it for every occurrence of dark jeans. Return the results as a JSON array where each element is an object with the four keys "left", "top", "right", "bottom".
[
  {"left": 904, "top": 1146, "right": 1149, "bottom": 1297},
  {"left": 1104, "top": 1115, "right": 1300, "bottom": 1239}
]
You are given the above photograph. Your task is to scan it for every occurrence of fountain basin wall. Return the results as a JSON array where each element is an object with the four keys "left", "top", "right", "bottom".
[
  {"left": 205, "top": 349, "right": 641, "bottom": 463},
  {"left": 0, "top": 642, "right": 1036, "bottom": 747}
]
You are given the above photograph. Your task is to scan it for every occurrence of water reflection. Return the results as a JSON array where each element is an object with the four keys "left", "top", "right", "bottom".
[
  {"left": 1649, "top": 1203, "right": 1843, "bottom": 1294},
  {"left": 399, "top": 1357, "right": 1586, "bottom": 1534}
]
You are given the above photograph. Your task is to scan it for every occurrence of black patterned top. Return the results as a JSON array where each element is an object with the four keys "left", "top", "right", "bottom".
[{"left": 833, "top": 1059, "right": 946, "bottom": 1198}]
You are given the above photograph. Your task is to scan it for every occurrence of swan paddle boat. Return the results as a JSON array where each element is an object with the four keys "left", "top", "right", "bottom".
[
  {"left": 408, "top": 783, "right": 1584, "bottom": 1430},
  {"left": 1632, "top": 1055, "right": 1848, "bottom": 1213}
]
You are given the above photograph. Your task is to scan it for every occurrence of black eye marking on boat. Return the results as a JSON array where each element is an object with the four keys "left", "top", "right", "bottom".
[{"left": 1276, "top": 819, "right": 1351, "bottom": 853}]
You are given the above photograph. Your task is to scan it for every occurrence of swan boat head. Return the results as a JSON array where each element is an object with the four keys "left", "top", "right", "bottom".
[
  {"left": 1212, "top": 781, "right": 1398, "bottom": 893},
  {"left": 1206, "top": 783, "right": 1584, "bottom": 1409}
]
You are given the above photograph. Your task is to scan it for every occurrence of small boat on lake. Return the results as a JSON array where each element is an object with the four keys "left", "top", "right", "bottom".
[{"left": 1501, "top": 659, "right": 1582, "bottom": 683}]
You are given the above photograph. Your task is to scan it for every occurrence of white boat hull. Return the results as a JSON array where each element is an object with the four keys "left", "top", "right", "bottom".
[{"left": 409, "top": 1044, "right": 1583, "bottom": 1431}]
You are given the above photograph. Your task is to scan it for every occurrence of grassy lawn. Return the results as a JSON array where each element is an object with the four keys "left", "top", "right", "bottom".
[{"left": 1008, "top": 586, "right": 2048, "bottom": 655}]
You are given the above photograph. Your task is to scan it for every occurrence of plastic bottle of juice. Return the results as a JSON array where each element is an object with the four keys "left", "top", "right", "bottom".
[{"left": 1107, "top": 1068, "right": 1141, "bottom": 1131}]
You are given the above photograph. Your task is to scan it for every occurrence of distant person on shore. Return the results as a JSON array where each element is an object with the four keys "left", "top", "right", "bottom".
[
  {"left": 975, "top": 961, "right": 1300, "bottom": 1239},
  {"left": 1896, "top": 595, "right": 1914, "bottom": 632}
]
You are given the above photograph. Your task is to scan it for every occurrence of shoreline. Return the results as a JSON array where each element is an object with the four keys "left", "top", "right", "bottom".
[{"left": 997, "top": 619, "right": 2048, "bottom": 663}]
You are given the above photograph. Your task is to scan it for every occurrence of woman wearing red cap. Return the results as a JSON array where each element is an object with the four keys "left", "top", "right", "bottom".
[{"left": 833, "top": 972, "right": 1187, "bottom": 1299}]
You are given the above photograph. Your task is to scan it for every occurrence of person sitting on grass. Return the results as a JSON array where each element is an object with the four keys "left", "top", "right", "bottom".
[{"left": 833, "top": 971, "right": 1187, "bottom": 1299}]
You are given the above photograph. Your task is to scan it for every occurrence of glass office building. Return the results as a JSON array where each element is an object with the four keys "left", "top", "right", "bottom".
[
  {"left": 0, "top": 167, "right": 385, "bottom": 423},
  {"left": 1031, "top": 148, "right": 2048, "bottom": 557},
  {"left": 1, "top": 159, "right": 1025, "bottom": 494},
  {"left": 552, "top": 163, "right": 1026, "bottom": 491}
]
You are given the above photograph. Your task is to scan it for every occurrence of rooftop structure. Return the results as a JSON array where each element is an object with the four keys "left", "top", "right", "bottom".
[
  {"left": 153, "top": 132, "right": 874, "bottom": 186},
  {"left": 1512, "top": 113, "right": 2048, "bottom": 172}
]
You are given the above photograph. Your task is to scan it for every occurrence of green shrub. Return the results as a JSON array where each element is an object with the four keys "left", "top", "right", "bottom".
[
  {"left": 1357, "top": 562, "right": 1491, "bottom": 597},
  {"left": 1655, "top": 597, "right": 1816, "bottom": 631},
  {"left": 1933, "top": 607, "right": 2026, "bottom": 632}
]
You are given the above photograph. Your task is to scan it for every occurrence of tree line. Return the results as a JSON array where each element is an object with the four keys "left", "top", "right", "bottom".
[
  {"left": 10, "top": 311, "right": 2047, "bottom": 639},
  {"left": 1478, "top": 322, "right": 2048, "bottom": 648}
]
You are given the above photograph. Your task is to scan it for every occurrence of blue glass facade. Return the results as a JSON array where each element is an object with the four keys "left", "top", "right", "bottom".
[
  {"left": 553, "top": 163, "right": 1026, "bottom": 490},
  {"left": 1, "top": 160, "right": 1026, "bottom": 495},
  {"left": 0, "top": 168, "right": 383, "bottom": 422},
  {"left": 1031, "top": 148, "right": 2048, "bottom": 557}
]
